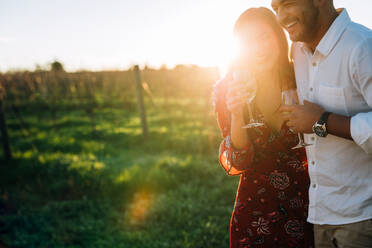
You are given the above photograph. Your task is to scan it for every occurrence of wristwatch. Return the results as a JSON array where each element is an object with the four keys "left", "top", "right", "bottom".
[{"left": 312, "top": 111, "right": 332, "bottom": 137}]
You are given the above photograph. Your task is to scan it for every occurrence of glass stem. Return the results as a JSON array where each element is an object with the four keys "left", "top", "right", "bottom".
[
  {"left": 247, "top": 102, "right": 255, "bottom": 123},
  {"left": 298, "top": 133, "right": 303, "bottom": 144}
]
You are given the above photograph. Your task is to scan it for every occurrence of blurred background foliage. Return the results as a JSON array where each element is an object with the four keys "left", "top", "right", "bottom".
[{"left": 0, "top": 63, "right": 240, "bottom": 247}]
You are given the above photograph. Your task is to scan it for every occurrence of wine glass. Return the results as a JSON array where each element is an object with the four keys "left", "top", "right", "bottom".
[
  {"left": 233, "top": 70, "right": 264, "bottom": 129},
  {"left": 281, "top": 90, "right": 312, "bottom": 149}
]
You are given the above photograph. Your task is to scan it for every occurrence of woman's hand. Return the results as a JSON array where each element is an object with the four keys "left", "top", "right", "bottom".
[{"left": 226, "top": 77, "right": 256, "bottom": 118}]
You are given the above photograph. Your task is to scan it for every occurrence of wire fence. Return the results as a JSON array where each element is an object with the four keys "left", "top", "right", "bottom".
[{"left": 0, "top": 65, "right": 220, "bottom": 159}]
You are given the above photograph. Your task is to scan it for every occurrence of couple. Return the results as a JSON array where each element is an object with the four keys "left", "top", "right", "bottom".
[{"left": 214, "top": 0, "right": 372, "bottom": 247}]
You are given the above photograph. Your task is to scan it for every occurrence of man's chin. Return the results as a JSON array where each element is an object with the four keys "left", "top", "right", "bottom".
[
  {"left": 288, "top": 29, "right": 313, "bottom": 43},
  {"left": 288, "top": 33, "right": 303, "bottom": 42}
]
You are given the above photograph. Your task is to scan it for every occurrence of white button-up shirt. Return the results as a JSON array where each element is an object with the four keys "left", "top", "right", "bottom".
[{"left": 292, "top": 9, "right": 372, "bottom": 225}]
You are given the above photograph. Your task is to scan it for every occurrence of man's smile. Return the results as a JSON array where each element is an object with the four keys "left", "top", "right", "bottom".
[
  {"left": 285, "top": 20, "right": 298, "bottom": 29},
  {"left": 284, "top": 20, "right": 298, "bottom": 33}
]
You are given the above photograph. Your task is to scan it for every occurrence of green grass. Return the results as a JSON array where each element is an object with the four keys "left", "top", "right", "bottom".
[{"left": 0, "top": 99, "right": 239, "bottom": 247}]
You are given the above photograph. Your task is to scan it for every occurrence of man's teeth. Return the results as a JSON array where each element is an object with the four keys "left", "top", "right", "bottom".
[{"left": 286, "top": 21, "right": 297, "bottom": 29}]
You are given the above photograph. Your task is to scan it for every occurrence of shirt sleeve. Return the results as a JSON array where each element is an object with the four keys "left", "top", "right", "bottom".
[
  {"left": 213, "top": 76, "right": 255, "bottom": 176},
  {"left": 350, "top": 37, "right": 372, "bottom": 154}
]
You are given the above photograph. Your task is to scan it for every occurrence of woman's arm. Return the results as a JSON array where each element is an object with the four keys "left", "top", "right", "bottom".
[
  {"left": 213, "top": 76, "right": 255, "bottom": 175},
  {"left": 230, "top": 110, "right": 249, "bottom": 149}
]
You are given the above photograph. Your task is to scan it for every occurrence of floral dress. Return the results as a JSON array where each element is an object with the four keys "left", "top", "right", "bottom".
[{"left": 213, "top": 75, "right": 314, "bottom": 248}]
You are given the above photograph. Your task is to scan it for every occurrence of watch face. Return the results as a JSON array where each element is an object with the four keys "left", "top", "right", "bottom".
[{"left": 313, "top": 123, "right": 327, "bottom": 137}]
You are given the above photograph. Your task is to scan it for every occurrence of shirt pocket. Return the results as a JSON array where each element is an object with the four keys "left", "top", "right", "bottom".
[{"left": 317, "top": 84, "right": 348, "bottom": 115}]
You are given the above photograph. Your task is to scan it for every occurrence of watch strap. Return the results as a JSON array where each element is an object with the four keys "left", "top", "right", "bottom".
[{"left": 319, "top": 111, "right": 332, "bottom": 125}]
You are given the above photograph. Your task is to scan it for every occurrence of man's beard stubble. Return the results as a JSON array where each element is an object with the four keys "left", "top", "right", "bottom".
[{"left": 292, "top": 7, "right": 319, "bottom": 43}]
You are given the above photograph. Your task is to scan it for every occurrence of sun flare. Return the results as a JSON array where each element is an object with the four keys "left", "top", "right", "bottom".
[{"left": 127, "top": 190, "right": 154, "bottom": 226}]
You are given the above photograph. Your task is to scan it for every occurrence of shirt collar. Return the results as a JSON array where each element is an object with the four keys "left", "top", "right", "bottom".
[{"left": 299, "top": 9, "right": 351, "bottom": 56}]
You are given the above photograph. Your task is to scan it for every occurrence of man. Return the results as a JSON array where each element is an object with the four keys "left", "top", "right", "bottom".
[{"left": 271, "top": 0, "right": 372, "bottom": 247}]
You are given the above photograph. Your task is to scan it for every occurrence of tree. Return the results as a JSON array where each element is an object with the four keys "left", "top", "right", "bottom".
[{"left": 50, "top": 61, "right": 64, "bottom": 72}]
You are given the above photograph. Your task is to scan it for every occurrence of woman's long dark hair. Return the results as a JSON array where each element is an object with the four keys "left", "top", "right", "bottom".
[{"left": 233, "top": 7, "right": 295, "bottom": 90}]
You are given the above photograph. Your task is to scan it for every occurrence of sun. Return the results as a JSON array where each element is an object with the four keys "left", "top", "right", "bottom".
[
  {"left": 216, "top": 35, "right": 240, "bottom": 76},
  {"left": 150, "top": 8, "right": 241, "bottom": 77}
]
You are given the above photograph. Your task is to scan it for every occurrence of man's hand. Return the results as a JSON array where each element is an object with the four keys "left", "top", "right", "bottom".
[{"left": 280, "top": 100, "right": 324, "bottom": 133}]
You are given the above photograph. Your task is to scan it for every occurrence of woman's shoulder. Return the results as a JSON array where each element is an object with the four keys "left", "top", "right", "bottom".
[{"left": 213, "top": 72, "right": 232, "bottom": 91}]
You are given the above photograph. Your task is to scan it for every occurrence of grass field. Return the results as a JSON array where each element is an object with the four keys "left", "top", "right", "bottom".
[{"left": 0, "top": 97, "right": 240, "bottom": 247}]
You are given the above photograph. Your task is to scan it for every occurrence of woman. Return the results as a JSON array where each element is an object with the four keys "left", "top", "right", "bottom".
[{"left": 213, "top": 8, "right": 314, "bottom": 247}]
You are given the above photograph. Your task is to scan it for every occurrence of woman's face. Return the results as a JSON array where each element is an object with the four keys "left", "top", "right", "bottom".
[{"left": 238, "top": 22, "right": 281, "bottom": 72}]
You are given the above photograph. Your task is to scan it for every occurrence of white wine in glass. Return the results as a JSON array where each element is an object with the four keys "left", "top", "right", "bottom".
[{"left": 281, "top": 90, "right": 312, "bottom": 149}]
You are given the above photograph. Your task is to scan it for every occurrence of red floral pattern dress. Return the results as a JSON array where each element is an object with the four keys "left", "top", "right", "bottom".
[{"left": 213, "top": 75, "right": 314, "bottom": 248}]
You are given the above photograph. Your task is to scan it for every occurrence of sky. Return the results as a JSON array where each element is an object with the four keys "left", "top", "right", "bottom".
[{"left": 1, "top": 0, "right": 372, "bottom": 72}]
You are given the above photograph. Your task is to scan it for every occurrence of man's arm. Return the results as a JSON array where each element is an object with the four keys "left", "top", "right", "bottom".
[
  {"left": 348, "top": 38, "right": 372, "bottom": 153},
  {"left": 281, "top": 37, "right": 372, "bottom": 153},
  {"left": 280, "top": 101, "right": 352, "bottom": 140},
  {"left": 328, "top": 113, "right": 351, "bottom": 140}
]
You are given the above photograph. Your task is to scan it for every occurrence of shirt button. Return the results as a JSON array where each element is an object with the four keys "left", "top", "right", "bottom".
[
  {"left": 310, "top": 87, "right": 313, "bottom": 92},
  {"left": 312, "top": 184, "right": 317, "bottom": 188},
  {"left": 311, "top": 137, "right": 315, "bottom": 141},
  {"left": 312, "top": 62, "right": 316, "bottom": 66},
  {"left": 311, "top": 161, "right": 315, "bottom": 165}
]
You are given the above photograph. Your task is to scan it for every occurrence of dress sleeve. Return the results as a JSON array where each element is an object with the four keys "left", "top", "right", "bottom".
[{"left": 213, "top": 76, "right": 255, "bottom": 176}]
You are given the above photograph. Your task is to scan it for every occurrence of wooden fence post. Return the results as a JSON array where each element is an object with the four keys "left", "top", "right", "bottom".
[
  {"left": 0, "top": 93, "right": 12, "bottom": 160},
  {"left": 133, "top": 65, "right": 148, "bottom": 138}
]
